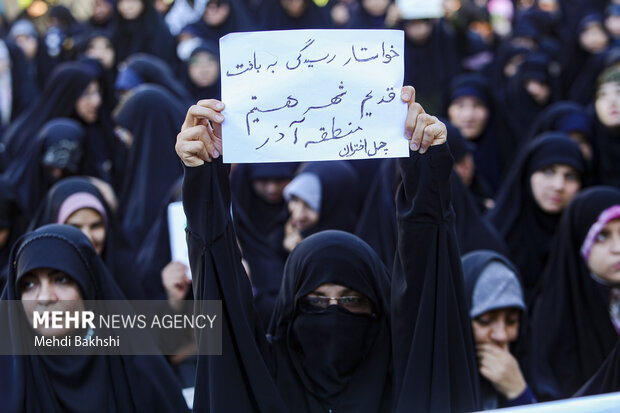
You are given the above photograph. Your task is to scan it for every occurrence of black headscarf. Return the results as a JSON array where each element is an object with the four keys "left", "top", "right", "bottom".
[
  {"left": 0, "top": 224, "right": 189, "bottom": 413},
  {"left": 591, "top": 70, "right": 620, "bottom": 190},
  {"left": 3, "top": 118, "right": 86, "bottom": 220},
  {"left": 28, "top": 176, "right": 141, "bottom": 299},
  {"left": 116, "top": 53, "right": 193, "bottom": 105},
  {"left": 187, "top": 0, "right": 258, "bottom": 41},
  {"left": 404, "top": 19, "right": 462, "bottom": 115},
  {"left": 293, "top": 161, "right": 361, "bottom": 238},
  {"left": 503, "top": 52, "right": 558, "bottom": 144},
  {"left": 181, "top": 40, "right": 222, "bottom": 102},
  {"left": 259, "top": 0, "right": 332, "bottom": 30},
  {"left": 575, "top": 339, "right": 620, "bottom": 397},
  {"left": 0, "top": 61, "right": 96, "bottom": 171},
  {"left": 114, "top": 84, "right": 186, "bottom": 249},
  {"left": 488, "top": 133, "right": 587, "bottom": 302},
  {"left": 1, "top": 40, "right": 37, "bottom": 134},
  {"left": 444, "top": 73, "right": 506, "bottom": 194},
  {"left": 0, "top": 177, "right": 27, "bottom": 293},
  {"left": 527, "top": 186, "right": 620, "bottom": 401},
  {"left": 267, "top": 230, "right": 392, "bottom": 412},
  {"left": 462, "top": 250, "right": 527, "bottom": 409},
  {"left": 133, "top": 178, "right": 184, "bottom": 301},
  {"left": 111, "top": 0, "right": 178, "bottom": 69},
  {"left": 525, "top": 101, "right": 593, "bottom": 144}
]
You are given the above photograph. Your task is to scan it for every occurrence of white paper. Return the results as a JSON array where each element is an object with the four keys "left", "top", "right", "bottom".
[
  {"left": 219, "top": 29, "right": 409, "bottom": 163},
  {"left": 483, "top": 391, "right": 620, "bottom": 413},
  {"left": 396, "top": 0, "right": 443, "bottom": 20},
  {"left": 167, "top": 201, "right": 191, "bottom": 280}
]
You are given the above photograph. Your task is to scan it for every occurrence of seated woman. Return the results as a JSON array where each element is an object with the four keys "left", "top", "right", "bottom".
[
  {"left": 0, "top": 224, "right": 189, "bottom": 412},
  {"left": 175, "top": 87, "right": 481, "bottom": 412},
  {"left": 528, "top": 186, "right": 620, "bottom": 400},
  {"left": 462, "top": 250, "right": 536, "bottom": 409},
  {"left": 488, "top": 133, "right": 587, "bottom": 303}
]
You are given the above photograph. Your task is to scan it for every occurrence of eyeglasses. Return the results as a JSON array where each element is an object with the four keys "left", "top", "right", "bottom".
[{"left": 299, "top": 295, "right": 372, "bottom": 314}]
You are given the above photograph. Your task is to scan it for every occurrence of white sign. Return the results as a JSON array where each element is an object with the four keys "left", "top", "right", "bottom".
[
  {"left": 219, "top": 29, "right": 409, "bottom": 163},
  {"left": 167, "top": 201, "right": 191, "bottom": 280},
  {"left": 396, "top": 0, "right": 443, "bottom": 20}
]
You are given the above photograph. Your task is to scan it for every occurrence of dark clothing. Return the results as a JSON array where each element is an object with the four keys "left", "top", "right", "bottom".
[
  {"left": 488, "top": 134, "right": 586, "bottom": 303},
  {"left": 526, "top": 187, "right": 620, "bottom": 401},
  {"left": 0, "top": 224, "right": 189, "bottom": 413},
  {"left": 114, "top": 85, "right": 186, "bottom": 249},
  {"left": 183, "top": 144, "right": 480, "bottom": 412},
  {"left": 575, "top": 339, "right": 620, "bottom": 397}
]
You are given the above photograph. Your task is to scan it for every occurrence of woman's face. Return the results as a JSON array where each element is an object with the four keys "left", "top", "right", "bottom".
[
  {"left": 188, "top": 51, "right": 220, "bottom": 87},
  {"left": 471, "top": 308, "right": 520, "bottom": 350},
  {"left": 20, "top": 268, "right": 85, "bottom": 337},
  {"left": 0, "top": 227, "right": 9, "bottom": 250},
  {"left": 281, "top": 0, "right": 307, "bottom": 18},
  {"left": 530, "top": 164, "right": 581, "bottom": 214},
  {"left": 404, "top": 20, "right": 433, "bottom": 44},
  {"left": 595, "top": 81, "right": 620, "bottom": 128},
  {"left": 204, "top": 1, "right": 231, "bottom": 26},
  {"left": 64, "top": 208, "right": 106, "bottom": 256},
  {"left": 85, "top": 36, "right": 115, "bottom": 70},
  {"left": 117, "top": 0, "right": 144, "bottom": 20},
  {"left": 568, "top": 131, "right": 593, "bottom": 161},
  {"left": 525, "top": 79, "right": 551, "bottom": 105},
  {"left": 447, "top": 96, "right": 489, "bottom": 140},
  {"left": 362, "top": 0, "right": 390, "bottom": 17},
  {"left": 288, "top": 195, "right": 319, "bottom": 231},
  {"left": 252, "top": 178, "right": 290, "bottom": 204},
  {"left": 587, "top": 218, "right": 620, "bottom": 283},
  {"left": 75, "top": 81, "right": 102, "bottom": 124},
  {"left": 580, "top": 22, "right": 609, "bottom": 54},
  {"left": 302, "top": 283, "right": 373, "bottom": 315},
  {"left": 14, "top": 34, "right": 38, "bottom": 60}
]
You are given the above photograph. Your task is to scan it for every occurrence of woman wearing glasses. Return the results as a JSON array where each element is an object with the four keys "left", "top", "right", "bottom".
[{"left": 175, "top": 86, "right": 480, "bottom": 412}]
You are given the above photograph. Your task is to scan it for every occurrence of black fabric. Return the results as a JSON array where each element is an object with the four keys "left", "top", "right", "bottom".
[
  {"left": 444, "top": 73, "right": 506, "bottom": 194},
  {"left": 187, "top": 0, "right": 258, "bottom": 41},
  {"left": 110, "top": 0, "right": 178, "bottom": 69},
  {"left": 0, "top": 224, "right": 189, "bottom": 413},
  {"left": 488, "top": 133, "right": 586, "bottom": 302},
  {"left": 133, "top": 178, "right": 186, "bottom": 301},
  {"left": 575, "top": 339, "right": 620, "bottom": 397},
  {"left": 2, "top": 40, "right": 37, "bottom": 132},
  {"left": 502, "top": 52, "right": 557, "bottom": 146},
  {"left": 526, "top": 186, "right": 620, "bottom": 401},
  {"left": 525, "top": 101, "right": 592, "bottom": 144},
  {"left": 404, "top": 20, "right": 462, "bottom": 115},
  {"left": 2, "top": 118, "right": 86, "bottom": 220},
  {"left": 28, "top": 176, "right": 141, "bottom": 299},
  {"left": 0, "top": 177, "right": 27, "bottom": 293},
  {"left": 183, "top": 143, "right": 480, "bottom": 412},
  {"left": 391, "top": 144, "right": 480, "bottom": 412},
  {"left": 181, "top": 41, "right": 221, "bottom": 102},
  {"left": 0, "top": 61, "right": 96, "bottom": 172},
  {"left": 297, "top": 161, "right": 361, "bottom": 237},
  {"left": 231, "top": 163, "right": 297, "bottom": 328},
  {"left": 268, "top": 230, "right": 391, "bottom": 412},
  {"left": 591, "top": 108, "right": 620, "bottom": 190},
  {"left": 119, "top": 53, "right": 193, "bottom": 105},
  {"left": 259, "top": 0, "right": 331, "bottom": 31},
  {"left": 114, "top": 85, "right": 186, "bottom": 249}
]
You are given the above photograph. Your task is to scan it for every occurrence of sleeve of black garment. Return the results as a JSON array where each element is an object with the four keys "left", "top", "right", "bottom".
[
  {"left": 391, "top": 144, "right": 481, "bottom": 413},
  {"left": 182, "top": 159, "right": 288, "bottom": 412}
]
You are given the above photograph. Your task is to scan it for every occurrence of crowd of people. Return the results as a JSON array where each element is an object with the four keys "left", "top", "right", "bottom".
[{"left": 1, "top": 0, "right": 620, "bottom": 411}]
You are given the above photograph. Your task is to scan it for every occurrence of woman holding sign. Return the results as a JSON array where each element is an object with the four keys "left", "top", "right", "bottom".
[{"left": 175, "top": 87, "right": 480, "bottom": 412}]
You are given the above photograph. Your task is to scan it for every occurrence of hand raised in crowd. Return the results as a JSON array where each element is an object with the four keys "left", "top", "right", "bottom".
[
  {"left": 401, "top": 85, "right": 447, "bottom": 153},
  {"left": 176, "top": 87, "right": 446, "bottom": 166},
  {"left": 161, "top": 261, "right": 191, "bottom": 311},
  {"left": 283, "top": 217, "right": 304, "bottom": 253},
  {"left": 477, "top": 343, "right": 527, "bottom": 400},
  {"left": 175, "top": 99, "right": 225, "bottom": 167}
]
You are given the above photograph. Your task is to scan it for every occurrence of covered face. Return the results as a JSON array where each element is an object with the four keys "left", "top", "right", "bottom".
[{"left": 268, "top": 230, "right": 391, "bottom": 403}]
